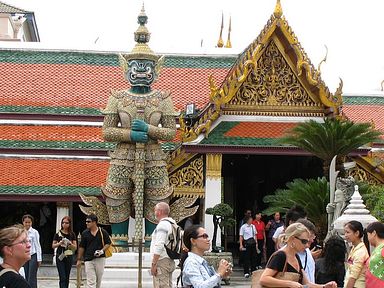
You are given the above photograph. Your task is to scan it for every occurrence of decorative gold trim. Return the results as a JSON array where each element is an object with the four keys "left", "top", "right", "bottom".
[
  {"left": 350, "top": 156, "right": 384, "bottom": 184},
  {"left": 179, "top": 3, "right": 343, "bottom": 143},
  {"left": 206, "top": 153, "right": 222, "bottom": 180},
  {"left": 167, "top": 146, "right": 196, "bottom": 174},
  {"left": 169, "top": 155, "right": 205, "bottom": 198},
  {"left": 56, "top": 202, "right": 70, "bottom": 208}
]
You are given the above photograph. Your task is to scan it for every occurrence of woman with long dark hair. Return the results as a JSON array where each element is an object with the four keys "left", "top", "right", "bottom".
[
  {"left": 365, "top": 221, "right": 384, "bottom": 287},
  {"left": 344, "top": 220, "right": 369, "bottom": 288},
  {"left": 315, "top": 235, "right": 346, "bottom": 287},
  {"left": 52, "top": 216, "right": 77, "bottom": 288},
  {"left": 181, "top": 225, "right": 231, "bottom": 288}
]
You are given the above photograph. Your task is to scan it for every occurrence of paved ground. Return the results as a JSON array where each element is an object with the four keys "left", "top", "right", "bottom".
[{"left": 37, "top": 270, "right": 253, "bottom": 287}]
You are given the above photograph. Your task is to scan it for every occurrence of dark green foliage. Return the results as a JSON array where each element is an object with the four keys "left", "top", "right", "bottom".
[
  {"left": 263, "top": 177, "right": 329, "bottom": 239},
  {"left": 205, "top": 203, "right": 236, "bottom": 252},
  {"left": 359, "top": 183, "right": 384, "bottom": 222},
  {"left": 280, "top": 118, "right": 381, "bottom": 177}
]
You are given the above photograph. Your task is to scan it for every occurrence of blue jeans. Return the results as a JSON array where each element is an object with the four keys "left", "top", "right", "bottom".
[
  {"left": 24, "top": 253, "right": 38, "bottom": 288},
  {"left": 56, "top": 254, "right": 73, "bottom": 288}
]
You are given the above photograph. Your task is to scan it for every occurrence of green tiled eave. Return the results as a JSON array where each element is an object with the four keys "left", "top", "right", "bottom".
[
  {"left": 343, "top": 96, "right": 384, "bottom": 105},
  {"left": 200, "top": 122, "right": 285, "bottom": 146},
  {"left": 0, "top": 140, "right": 179, "bottom": 151},
  {"left": 0, "top": 186, "right": 101, "bottom": 196},
  {"left": 0, "top": 140, "right": 115, "bottom": 150},
  {"left": 0, "top": 106, "right": 103, "bottom": 115},
  {"left": 0, "top": 50, "right": 236, "bottom": 69}
]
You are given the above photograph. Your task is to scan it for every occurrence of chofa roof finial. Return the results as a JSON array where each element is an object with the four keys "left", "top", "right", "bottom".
[
  {"left": 274, "top": 0, "right": 283, "bottom": 19},
  {"left": 217, "top": 12, "right": 224, "bottom": 48}
]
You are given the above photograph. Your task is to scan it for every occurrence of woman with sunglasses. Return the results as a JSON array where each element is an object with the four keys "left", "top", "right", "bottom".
[
  {"left": 181, "top": 225, "right": 232, "bottom": 288},
  {"left": 364, "top": 221, "right": 384, "bottom": 288},
  {"left": 259, "top": 223, "right": 337, "bottom": 288},
  {"left": 0, "top": 224, "right": 32, "bottom": 288},
  {"left": 52, "top": 216, "right": 77, "bottom": 288},
  {"left": 22, "top": 214, "right": 41, "bottom": 288},
  {"left": 344, "top": 220, "right": 369, "bottom": 288}
]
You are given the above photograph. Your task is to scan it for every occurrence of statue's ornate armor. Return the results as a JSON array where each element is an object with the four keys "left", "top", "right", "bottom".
[{"left": 102, "top": 89, "right": 177, "bottom": 224}]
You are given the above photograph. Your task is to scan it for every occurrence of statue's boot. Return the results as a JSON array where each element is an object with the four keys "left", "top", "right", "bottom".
[{"left": 111, "top": 220, "right": 129, "bottom": 252}]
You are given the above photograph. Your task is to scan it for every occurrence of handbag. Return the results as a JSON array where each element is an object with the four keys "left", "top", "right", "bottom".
[
  {"left": 100, "top": 227, "right": 114, "bottom": 258},
  {"left": 251, "top": 251, "right": 300, "bottom": 288}
]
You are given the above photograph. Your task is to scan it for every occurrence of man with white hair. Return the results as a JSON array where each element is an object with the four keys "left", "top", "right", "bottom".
[{"left": 150, "top": 202, "right": 176, "bottom": 288}]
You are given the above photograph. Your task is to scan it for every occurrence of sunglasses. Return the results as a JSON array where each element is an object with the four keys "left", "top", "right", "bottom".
[
  {"left": 85, "top": 220, "right": 92, "bottom": 223},
  {"left": 294, "top": 236, "right": 309, "bottom": 245},
  {"left": 196, "top": 233, "right": 209, "bottom": 239}
]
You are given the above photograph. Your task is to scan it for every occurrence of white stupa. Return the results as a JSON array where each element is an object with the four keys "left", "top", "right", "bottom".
[{"left": 333, "top": 185, "right": 378, "bottom": 235}]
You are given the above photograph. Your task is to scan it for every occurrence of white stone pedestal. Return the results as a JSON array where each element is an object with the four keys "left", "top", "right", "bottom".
[{"left": 100, "top": 252, "right": 178, "bottom": 287}]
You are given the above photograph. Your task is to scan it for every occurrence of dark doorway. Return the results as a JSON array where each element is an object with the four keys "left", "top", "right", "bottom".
[
  {"left": 0, "top": 201, "right": 57, "bottom": 255},
  {"left": 222, "top": 154, "right": 322, "bottom": 253}
]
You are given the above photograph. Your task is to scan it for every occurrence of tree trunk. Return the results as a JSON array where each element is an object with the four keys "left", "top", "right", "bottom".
[{"left": 212, "top": 215, "right": 219, "bottom": 251}]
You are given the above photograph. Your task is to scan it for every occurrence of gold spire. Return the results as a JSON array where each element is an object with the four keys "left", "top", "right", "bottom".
[
  {"left": 217, "top": 12, "right": 224, "bottom": 48},
  {"left": 225, "top": 16, "right": 232, "bottom": 48},
  {"left": 274, "top": 0, "right": 283, "bottom": 18}
]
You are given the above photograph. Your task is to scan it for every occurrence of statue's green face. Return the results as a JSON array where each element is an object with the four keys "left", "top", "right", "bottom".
[{"left": 127, "top": 59, "right": 156, "bottom": 87}]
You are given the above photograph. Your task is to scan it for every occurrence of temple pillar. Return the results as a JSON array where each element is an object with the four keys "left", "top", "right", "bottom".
[
  {"left": 204, "top": 153, "right": 222, "bottom": 247},
  {"left": 56, "top": 202, "right": 70, "bottom": 231}
]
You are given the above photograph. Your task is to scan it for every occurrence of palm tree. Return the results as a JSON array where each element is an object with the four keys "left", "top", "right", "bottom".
[
  {"left": 263, "top": 177, "right": 329, "bottom": 239},
  {"left": 280, "top": 118, "right": 381, "bottom": 177}
]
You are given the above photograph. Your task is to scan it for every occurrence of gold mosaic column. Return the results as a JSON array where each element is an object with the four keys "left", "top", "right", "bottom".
[{"left": 206, "top": 153, "right": 222, "bottom": 180}]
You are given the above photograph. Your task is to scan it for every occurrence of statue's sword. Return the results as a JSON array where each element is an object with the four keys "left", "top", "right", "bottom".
[{"left": 133, "top": 103, "right": 146, "bottom": 288}]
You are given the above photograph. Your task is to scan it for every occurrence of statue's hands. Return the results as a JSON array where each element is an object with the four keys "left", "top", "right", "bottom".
[
  {"left": 326, "top": 203, "right": 335, "bottom": 213},
  {"left": 132, "top": 119, "right": 149, "bottom": 132},
  {"left": 130, "top": 130, "right": 148, "bottom": 143}
]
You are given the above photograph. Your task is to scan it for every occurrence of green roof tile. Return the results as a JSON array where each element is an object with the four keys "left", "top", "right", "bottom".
[
  {"left": 0, "top": 105, "right": 102, "bottom": 115},
  {"left": 0, "top": 50, "right": 236, "bottom": 69},
  {"left": 0, "top": 140, "right": 115, "bottom": 150},
  {"left": 201, "top": 121, "right": 284, "bottom": 146},
  {"left": 0, "top": 2, "right": 28, "bottom": 13},
  {"left": 0, "top": 185, "right": 101, "bottom": 196},
  {"left": 343, "top": 96, "right": 384, "bottom": 105},
  {"left": 0, "top": 140, "right": 179, "bottom": 151}
]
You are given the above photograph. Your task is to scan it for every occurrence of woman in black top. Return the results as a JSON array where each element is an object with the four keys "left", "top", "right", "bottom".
[
  {"left": 315, "top": 235, "right": 346, "bottom": 287},
  {"left": 0, "top": 224, "right": 31, "bottom": 288},
  {"left": 260, "top": 223, "right": 337, "bottom": 288},
  {"left": 52, "top": 216, "right": 77, "bottom": 288}
]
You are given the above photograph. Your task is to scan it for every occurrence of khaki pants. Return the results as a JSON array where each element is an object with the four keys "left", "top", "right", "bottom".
[
  {"left": 84, "top": 257, "right": 106, "bottom": 288},
  {"left": 153, "top": 258, "right": 176, "bottom": 288}
]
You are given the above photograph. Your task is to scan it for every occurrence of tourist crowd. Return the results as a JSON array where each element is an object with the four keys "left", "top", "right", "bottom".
[{"left": 0, "top": 206, "right": 383, "bottom": 288}]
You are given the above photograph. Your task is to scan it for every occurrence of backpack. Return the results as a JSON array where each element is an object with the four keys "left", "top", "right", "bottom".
[{"left": 161, "top": 219, "right": 183, "bottom": 260}]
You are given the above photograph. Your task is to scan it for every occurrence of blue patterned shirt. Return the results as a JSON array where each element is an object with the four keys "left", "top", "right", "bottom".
[{"left": 182, "top": 252, "right": 221, "bottom": 288}]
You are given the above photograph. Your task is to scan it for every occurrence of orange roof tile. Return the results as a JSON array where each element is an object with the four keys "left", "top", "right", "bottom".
[
  {"left": 343, "top": 105, "right": 384, "bottom": 138},
  {"left": 0, "top": 125, "right": 103, "bottom": 142},
  {"left": 0, "top": 63, "right": 229, "bottom": 111},
  {"left": 224, "top": 122, "right": 298, "bottom": 138},
  {"left": 0, "top": 159, "right": 109, "bottom": 187}
]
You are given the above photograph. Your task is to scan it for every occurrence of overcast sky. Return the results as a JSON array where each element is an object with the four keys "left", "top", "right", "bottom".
[{"left": 4, "top": 0, "right": 384, "bottom": 94}]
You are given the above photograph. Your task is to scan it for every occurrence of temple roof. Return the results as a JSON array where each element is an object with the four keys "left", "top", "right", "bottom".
[
  {"left": 0, "top": 1, "right": 29, "bottom": 13},
  {"left": 0, "top": 49, "right": 235, "bottom": 114}
]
